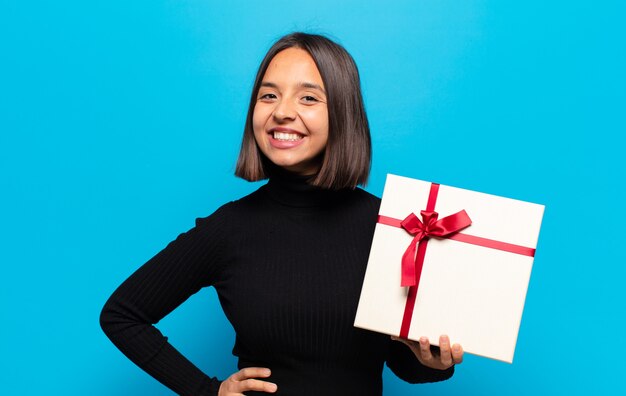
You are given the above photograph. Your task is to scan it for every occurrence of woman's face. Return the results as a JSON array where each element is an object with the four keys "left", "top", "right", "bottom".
[{"left": 253, "top": 47, "right": 329, "bottom": 175}]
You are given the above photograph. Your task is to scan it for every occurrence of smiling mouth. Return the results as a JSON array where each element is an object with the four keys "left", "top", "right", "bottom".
[{"left": 272, "top": 131, "right": 303, "bottom": 142}]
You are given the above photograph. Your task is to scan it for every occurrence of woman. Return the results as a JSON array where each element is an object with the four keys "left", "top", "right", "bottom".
[{"left": 100, "top": 32, "right": 463, "bottom": 396}]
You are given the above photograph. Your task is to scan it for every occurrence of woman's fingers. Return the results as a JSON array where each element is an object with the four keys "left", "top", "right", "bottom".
[
  {"left": 231, "top": 367, "right": 272, "bottom": 381},
  {"left": 451, "top": 343, "right": 464, "bottom": 364},
  {"left": 219, "top": 367, "right": 277, "bottom": 395},
  {"left": 391, "top": 334, "right": 463, "bottom": 370},
  {"left": 238, "top": 378, "right": 277, "bottom": 393},
  {"left": 438, "top": 335, "right": 453, "bottom": 366},
  {"left": 418, "top": 336, "right": 433, "bottom": 362}
]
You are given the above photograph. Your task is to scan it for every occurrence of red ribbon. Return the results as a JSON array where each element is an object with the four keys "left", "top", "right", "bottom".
[{"left": 376, "top": 182, "right": 536, "bottom": 338}]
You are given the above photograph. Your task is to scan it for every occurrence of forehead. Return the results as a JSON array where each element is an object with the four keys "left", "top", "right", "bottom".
[{"left": 263, "top": 48, "right": 324, "bottom": 87}]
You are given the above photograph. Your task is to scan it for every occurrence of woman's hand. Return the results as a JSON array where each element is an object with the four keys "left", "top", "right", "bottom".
[
  {"left": 218, "top": 367, "right": 277, "bottom": 395},
  {"left": 391, "top": 335, "right": 463, "bottom": 370}
]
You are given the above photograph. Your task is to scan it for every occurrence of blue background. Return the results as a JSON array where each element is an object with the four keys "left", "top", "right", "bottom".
[{"left": 1, "top": 1, "right": 624, "bottom": 394}]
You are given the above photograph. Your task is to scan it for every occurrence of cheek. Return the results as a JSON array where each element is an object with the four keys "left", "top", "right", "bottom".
[
  {"left": 252, "top": 105, "right": 268, "bottom": 139},
  {"left": 302, "top": 107, "right": 329, "bottom": 135},
  {"left": 252, "top": 104, "right": 262, "bottom": 130}
]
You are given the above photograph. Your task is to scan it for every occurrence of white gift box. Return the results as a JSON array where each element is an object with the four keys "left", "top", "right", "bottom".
[{"left": 354, "top": 174, "right": 544, "bottom": 363}]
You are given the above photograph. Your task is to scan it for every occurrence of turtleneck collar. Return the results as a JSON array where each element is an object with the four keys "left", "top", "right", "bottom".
[{"left": 263, "top": 166, "right": 342, "bottom": 208}]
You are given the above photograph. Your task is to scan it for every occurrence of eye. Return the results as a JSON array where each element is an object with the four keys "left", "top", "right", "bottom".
[
  {"left": 258, "top": 93, "right": 277, "bottom": 101},
  {"left": 302, "top": 95, "right": 319, "bottom": 103}
]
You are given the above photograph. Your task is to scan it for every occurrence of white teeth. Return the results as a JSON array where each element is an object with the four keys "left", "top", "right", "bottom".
[{"left": 273, "top": 131, "right": 302, "bottom": 141}]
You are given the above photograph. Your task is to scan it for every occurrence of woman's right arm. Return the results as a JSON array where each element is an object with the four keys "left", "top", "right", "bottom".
[{"left": 100, "top": 213, "right": 228, "bottom": 395}]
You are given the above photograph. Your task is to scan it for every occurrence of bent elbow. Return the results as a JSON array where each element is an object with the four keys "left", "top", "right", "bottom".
[{"left": 99, "top": 298, "right": 117, "bottom": 338}]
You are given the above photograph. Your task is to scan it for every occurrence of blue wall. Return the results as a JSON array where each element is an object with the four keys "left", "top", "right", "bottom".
[{"left": 1, "top": 1, "right": 624, "bottom": 394}]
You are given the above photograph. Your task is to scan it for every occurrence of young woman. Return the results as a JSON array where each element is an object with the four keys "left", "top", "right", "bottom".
[{"left": 100, "top": 32, "right": 463, "bottom": 396}]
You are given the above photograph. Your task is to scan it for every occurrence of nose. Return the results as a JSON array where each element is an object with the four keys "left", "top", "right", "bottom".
[{"left": 273, "top": 98, "right": 296, "bottom": 122}]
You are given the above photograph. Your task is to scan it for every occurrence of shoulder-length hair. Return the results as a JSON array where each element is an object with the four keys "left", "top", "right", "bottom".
[{"left": 235, "top": 32, "right": 371, "bottom": 190}]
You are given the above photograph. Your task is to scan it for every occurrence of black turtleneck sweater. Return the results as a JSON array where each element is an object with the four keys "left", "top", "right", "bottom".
[{"left": 100, "top": 175, "right": 454, "bottom": 395}]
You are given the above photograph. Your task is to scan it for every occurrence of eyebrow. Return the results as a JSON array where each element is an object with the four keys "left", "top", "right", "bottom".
[{"left": 260, "top": 81, "right": 326, "bottom": 95}]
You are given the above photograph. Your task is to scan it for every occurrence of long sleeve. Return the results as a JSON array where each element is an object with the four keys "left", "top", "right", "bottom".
[
  {"left": 385, "top": 339, "right": 454, "bottom": 383},
  {"left": 100, "top": 206, "right": 230, "bottom": 396}
]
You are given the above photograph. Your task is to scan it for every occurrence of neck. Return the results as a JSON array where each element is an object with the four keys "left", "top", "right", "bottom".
[{"left": 264, "top": 167, "right": 341, "bottom": 208}]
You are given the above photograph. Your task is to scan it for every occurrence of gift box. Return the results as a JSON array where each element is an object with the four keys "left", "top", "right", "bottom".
[{"left": 354, "top": 174, "right": 544, "bottom": 363}]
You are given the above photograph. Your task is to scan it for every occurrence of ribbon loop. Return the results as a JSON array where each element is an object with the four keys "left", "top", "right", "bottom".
[{"left": 399, "top": 209, "right": 472, "bottom": 287}]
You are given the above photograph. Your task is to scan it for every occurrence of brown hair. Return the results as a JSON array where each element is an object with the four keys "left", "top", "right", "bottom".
[{"left": 235, "top": 32, "right": 371, "bottom": 190}]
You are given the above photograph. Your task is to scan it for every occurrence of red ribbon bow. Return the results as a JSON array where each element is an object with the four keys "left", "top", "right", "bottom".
[{"left": 400, "top": 210, "right": 472, "bottom": 287}]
